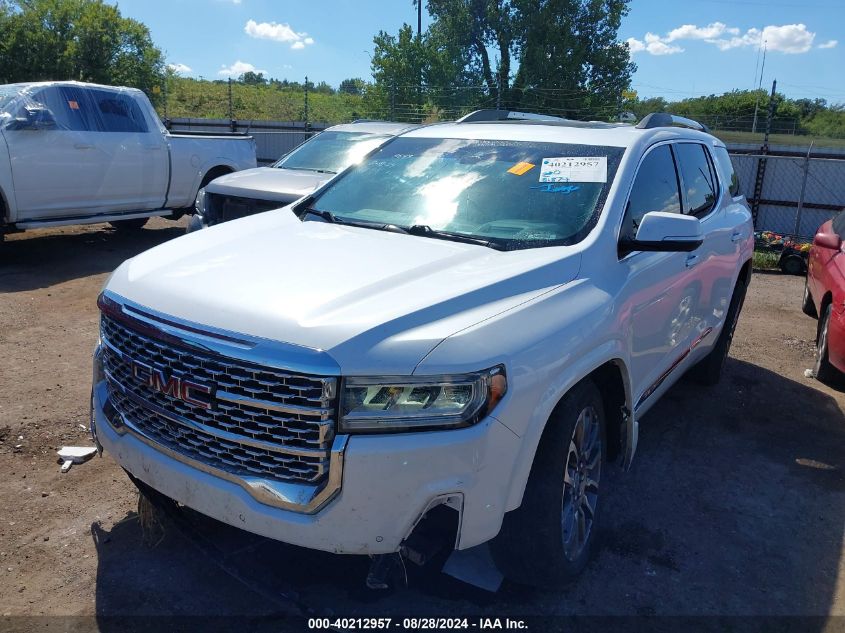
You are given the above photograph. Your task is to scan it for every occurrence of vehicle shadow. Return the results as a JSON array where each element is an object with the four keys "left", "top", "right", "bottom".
[
  {"left": 0, "top": 223, "right": 185, "bottom": 293},
  {"left": 91, "top": 358, "right": 844, "bottom": 622}
]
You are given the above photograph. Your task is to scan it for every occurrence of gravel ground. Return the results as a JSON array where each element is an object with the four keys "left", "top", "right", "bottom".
[{"left": 1, "top": 218, "right": 843, "bottom": 630}]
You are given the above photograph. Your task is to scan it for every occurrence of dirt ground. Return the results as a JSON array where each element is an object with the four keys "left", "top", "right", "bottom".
[{"left": 1, "top": 218, "right": 844, "bottom": 629}]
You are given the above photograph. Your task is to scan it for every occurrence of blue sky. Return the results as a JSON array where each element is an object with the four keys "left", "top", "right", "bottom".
[{"left": 110, "top": 0, "right": 845, "bottom": 103}]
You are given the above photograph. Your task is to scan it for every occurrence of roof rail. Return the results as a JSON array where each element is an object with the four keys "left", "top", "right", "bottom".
[
  {"left": 636, "top": 112, "right": 710, "bottom": 133},
  {"left": 458, "top": 109, "right": 567, "bottom": 123}
]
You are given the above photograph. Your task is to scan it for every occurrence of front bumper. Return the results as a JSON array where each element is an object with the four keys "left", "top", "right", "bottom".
[{"left": 93, "top": 380, "right": 521, "bottom": 555}]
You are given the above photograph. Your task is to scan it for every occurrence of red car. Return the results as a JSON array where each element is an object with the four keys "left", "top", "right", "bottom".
[{"left": 804, "top": 216, "right": 845, "bottom": 382}]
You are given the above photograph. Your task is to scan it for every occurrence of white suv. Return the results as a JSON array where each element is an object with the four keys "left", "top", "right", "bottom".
[{"left": 91, "top": 110, "right": 753, "bottom": 586}]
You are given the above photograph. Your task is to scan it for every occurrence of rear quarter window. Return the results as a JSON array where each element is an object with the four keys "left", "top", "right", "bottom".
[{"left": 713, "top": 146, "right": 741, "bottom": 198}]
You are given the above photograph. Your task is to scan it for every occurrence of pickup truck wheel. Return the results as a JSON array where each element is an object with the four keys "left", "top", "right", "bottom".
[
  {"left": 491, "top": 379, "right": 605, "bottom": 587},
  {"left": 802, "top": 276, "right": 818, "bottom": 318},
  {"left": 109, "top": 218, "right": 148, "bottom": 232},
  {"left": 814, "top": 305, "right": 841, "bottom": 383},
  {"left": 186, "top": 214, "right": 205, "bottom": 233},
  {"left": 689, "top": 281, "right": 747, "bottom": 386}
]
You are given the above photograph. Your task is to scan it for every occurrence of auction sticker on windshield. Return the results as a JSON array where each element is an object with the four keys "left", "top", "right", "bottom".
[{"left": 539, "top": 156, "right": 607, "bottom": 183}]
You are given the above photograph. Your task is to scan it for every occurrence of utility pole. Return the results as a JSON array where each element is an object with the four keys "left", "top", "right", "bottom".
[{"left": 751, "top": 39, "right": 767, "bottom": 134}]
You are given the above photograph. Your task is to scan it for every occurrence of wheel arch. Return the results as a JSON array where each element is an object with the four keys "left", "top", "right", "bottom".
[{"left": 503, "top": 355, "right": 634, "bottom": 513}]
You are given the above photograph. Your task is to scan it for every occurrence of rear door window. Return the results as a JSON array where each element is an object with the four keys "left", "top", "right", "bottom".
[
  {"left": 675, "top": 143, "right": 718, "bottom": 217},
  {"left": 621, "top": 144, "right": 681, "bottom": 241},
  {"left": 87, "top": 89, "right": 149, "bottom": 133},
  {"left": 27, "top": 86, "right": 93, "bottom": 132}
]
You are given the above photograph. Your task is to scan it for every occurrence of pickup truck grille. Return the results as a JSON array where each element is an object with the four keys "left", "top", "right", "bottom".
[
  {"left": 207, "top": 193, "right": 292, "bottom": 224},
  {"left": 100, "top": 314, "right": 336, "bottom": 485}
]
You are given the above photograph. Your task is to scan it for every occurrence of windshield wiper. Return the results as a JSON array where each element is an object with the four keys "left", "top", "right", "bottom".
[
  {"left": 407, "top": 225, "right": 505, "bottom": 251},
  {"left": 302, "top": 207, "right": 340, "bottom": 223},
  {"left": 301, "top": 208, "right": 407, "bottom": 234}
]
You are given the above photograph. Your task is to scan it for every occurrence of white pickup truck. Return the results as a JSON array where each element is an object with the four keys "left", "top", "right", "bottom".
[
  {"left": 0, "top": 81, "right": 256, "bottom": 241},
  {"left": 91, "top": 110, "right": 753, "bottom": 588}
]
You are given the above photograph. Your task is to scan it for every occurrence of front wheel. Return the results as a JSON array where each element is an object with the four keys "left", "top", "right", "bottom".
[
  {"left": 109, "top": 218, "right": 148, "bottom": 232},
  {"left": 814, "top": 305, "right": 842, "bottom": 384},
  {"left": 491, "top": 379, "right": 605, "bottom": 587}
]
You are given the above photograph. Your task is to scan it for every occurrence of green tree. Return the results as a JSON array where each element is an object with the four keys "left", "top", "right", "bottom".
[
  {"left": 512, "top": 0, "right": 635, "bottom": 117},
  {"left": 339, "top": 77, "right": 366, "bottom": 96},
  {"left": 238, "top": 71, "right": 267, "bottom": 85},
  {"left": 373, "top": 1, "right": 635, "bottom": 119},
  {"left": 0, "top": 0, "right": 164, "bottom": 98}
]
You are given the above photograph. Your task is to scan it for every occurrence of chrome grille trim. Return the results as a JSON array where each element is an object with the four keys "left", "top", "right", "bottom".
[{"left": 96, "top": 291, "right": 346, "bottom": 513}]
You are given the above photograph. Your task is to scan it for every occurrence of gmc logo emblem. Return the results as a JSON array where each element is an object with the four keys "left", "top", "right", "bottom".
[{"left": 130, "top": 359, "right": 212, "bottom": 410}]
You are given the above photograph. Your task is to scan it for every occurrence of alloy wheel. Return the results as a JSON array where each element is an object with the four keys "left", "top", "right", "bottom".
[{"left": 561, "top": 405, "right": 602, "bottom": 562}]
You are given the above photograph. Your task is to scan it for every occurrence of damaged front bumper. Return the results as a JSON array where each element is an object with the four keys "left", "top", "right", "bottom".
[{"left": 92, "top": 378, "right": 522, "bottom": 555}]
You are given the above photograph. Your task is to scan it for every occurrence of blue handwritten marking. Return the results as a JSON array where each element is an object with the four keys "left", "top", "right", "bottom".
[{"left": 530, "top": 184, "right": 580, "bottom": 194}]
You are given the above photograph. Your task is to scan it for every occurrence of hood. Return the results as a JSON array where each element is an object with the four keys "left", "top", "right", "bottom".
[
  {"left": 204, "top": 166, "right": 332, "bottom": 203},
  {"left": 106, "top": 210, "right": 581, "bottom": 375}
]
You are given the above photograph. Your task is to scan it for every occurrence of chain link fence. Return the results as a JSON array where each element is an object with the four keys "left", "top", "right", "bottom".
[{"left": 731, "top": 151, "right": 845, "bottom": 238}]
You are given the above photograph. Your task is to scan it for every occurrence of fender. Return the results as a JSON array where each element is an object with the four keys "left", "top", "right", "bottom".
[
  {"left": 502, "top": 341, "right": 635, "bottom": 512},
  {"left": 0, "top": 130, "right": 16, "bottom": 224}
]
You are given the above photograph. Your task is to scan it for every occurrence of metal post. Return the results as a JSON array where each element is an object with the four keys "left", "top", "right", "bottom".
[
  {"left": 794, "top": 141, "right": 814, "bottom": 237},
  {"left": 390, "top": 80, "right": 396, "bottom": 121},
  {"left": 751, "top": 79, "right": 777, "bottom": 225},
  {"left": 304, "top": 75, "right": 310, "bottom": 132},
  {"left": 228, "top": 78, "right": 235, "bottom": 132}
]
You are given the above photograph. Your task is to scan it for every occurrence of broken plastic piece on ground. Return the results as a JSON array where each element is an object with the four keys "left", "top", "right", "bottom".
[
  {"left": 57, "top": 446, "right": 97, "bottom": 473},
  {"left": 442, "top": 543, "right": 503, "bottom": 592},
  {"left": 804, "top": 368, "right": 815, "bottom": 378},
  {"left": 365, "top": 553, "right": 403, "bottom": 590}
]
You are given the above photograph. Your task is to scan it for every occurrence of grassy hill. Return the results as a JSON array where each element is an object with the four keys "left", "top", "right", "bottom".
[{"left": 162, "top": 77, "right": 367, "bottom": 123}]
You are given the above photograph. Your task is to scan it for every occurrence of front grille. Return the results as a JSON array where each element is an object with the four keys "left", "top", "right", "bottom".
[
  {"left": 101, "top": 314, "right": 336, "bottom": 485},
  {"left": 207, "top": 193, "right": 292, "bottom": 224}
]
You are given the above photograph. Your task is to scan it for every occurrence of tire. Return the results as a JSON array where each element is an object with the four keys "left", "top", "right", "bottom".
[
  {"left": 814, "top": 304, "right": 842, "bottom": 384},
  {"left": 185, "top": 214, "right": 205, "bottom": 234},
  {"left": 491, "top": 379, "right": 605, "bottom": 587},
  {"left": 109, "top": 217, "right": 148, "bottom": 232},
  {"left": 780, "top": 254, "right": 805, "bottom": 276},
  {"left": 690, "top": 280, "right": 747, "bottom": 386},
  {"left": 802, "top": 276, "right": 818, "bottom": 318}
]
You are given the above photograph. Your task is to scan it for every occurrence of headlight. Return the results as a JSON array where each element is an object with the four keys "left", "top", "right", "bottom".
[
  {"left": 339, "top": 366, "right": 507, "bottom": 433},
  {"left": 194, "top": 187, "right": 206, "bottom": 214}
]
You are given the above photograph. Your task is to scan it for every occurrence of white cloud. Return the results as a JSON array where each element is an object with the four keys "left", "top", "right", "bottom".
[
  {"left": 167, "top": 63, "right": 192, "bottom": 74},
  {"left": 665, "top": 22, "right": 738, "bottom": 42},
  {"left": 217, "top": 60, "right": 267, "bottom": 77},
  {"left": 628, "top": 22, "right": 817, "bottom": 56},
  {"left": 244, "top": 19, "right": 314, "bottom": 49},
  {"left": 627, "top": 35, "right": 683, "bottom": 56},
  {"left": 818, "top": 39, "right": 838, "bottom": 49}
]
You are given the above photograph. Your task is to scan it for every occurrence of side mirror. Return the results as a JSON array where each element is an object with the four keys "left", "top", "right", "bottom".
[
  {"left": 621, "top": 211, "right": 703, "bottom": 254},
  {"left": 6, "top": 106, "right": 56, "bottom": 131},
  {"left": 814, "top": 231, "right": 841, "bottom": 250}
]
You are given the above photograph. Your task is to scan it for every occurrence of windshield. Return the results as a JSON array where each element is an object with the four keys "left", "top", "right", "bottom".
[
  {"left": 309, "top": 137, "right": 624, "bottom": 249},
  {"left": 275, "top": 131, "right": 392, "bottom": 174}
]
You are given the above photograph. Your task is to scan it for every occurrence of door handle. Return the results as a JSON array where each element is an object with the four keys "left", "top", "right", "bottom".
[
  {"left": 685, "top": 254, "right": 700, "bottom": 268},
  {"left": 731, "top": 231, "right": 744, "bottom": 243},
  {"left": 74, "top": 143, "right": 94, "bottom": 150}
]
